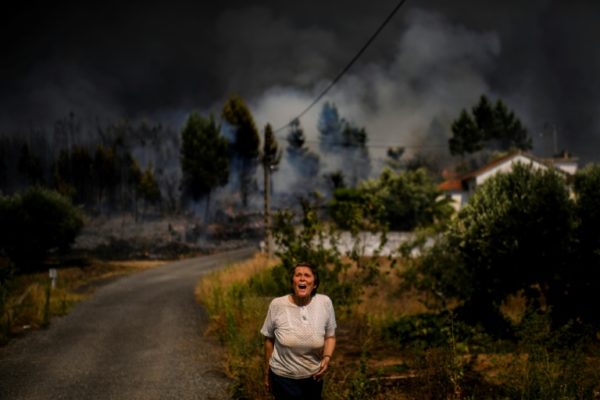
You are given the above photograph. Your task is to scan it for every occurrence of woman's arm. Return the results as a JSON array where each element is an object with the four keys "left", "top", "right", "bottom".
[
  {"left": 264, "top": 337, "right": 275, "bottom": 389},
  {"left": 314, "top": 336, "right": 336, "bottom": 380}
]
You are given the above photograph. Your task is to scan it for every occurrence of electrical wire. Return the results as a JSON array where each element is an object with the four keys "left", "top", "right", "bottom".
[
  {"left": 297, "top": 138, "right": 447, "bottom": 149},
  {"left": 273, "top": 0, "right": 409, "bottom": 133}
]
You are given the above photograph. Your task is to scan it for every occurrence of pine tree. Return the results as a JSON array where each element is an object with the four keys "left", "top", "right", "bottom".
[
  {"left": 222, "top": 95, "right": 260, "bottom": 207},
  {"left": 317, "top": 102, "right": 370, "bottom": 187},
  {"left": 318, "top": 102, "right": 343, "bottom": 152},
  {"left": 138, "top": 164, "right": 161, "bottom": 218},
  {"left": 180, "top": 112, "right": 229, "bottom": 218},
  {"left": 448, "top": 95, "right": 532, "bottom": 157},
  {"left": 286, "top": 119, "right": 320, "bottom": 191},
  {"left": 286, "top": 119, "right": 307, "bottom": 158}
]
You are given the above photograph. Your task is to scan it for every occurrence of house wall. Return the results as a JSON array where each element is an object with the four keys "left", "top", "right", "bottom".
[
  {"left": 552, "top": 161, "right": 578, "bottom": 175},
  {"left": 475, "top": 155, "right": 549, "bottom": 186},
  {"left": 443, "top": 191, "right": 468, "bottom": 212},
  {"left": 442, "top": 153, "right": 578, "bottom": 212}
]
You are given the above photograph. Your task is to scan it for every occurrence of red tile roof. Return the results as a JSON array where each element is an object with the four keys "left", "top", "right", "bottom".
[{"left": 439, "top": 179, "right": 463, "bottom": 191}]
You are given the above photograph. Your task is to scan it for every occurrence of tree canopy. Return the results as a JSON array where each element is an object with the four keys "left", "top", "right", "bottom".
[
  {"left": 222, "top": 94, "right": 260, "bottom": 159},
  {"left": 449, "top": 95, "right": 532, "bottom": 157},
  {"left": 261, "top": 123, "right": 281, "bottom": 170},
  {"left": 180, "top": 112, "right": 229, "bottom": 201},
  {"left": 563, "top": 165, "right": 600, "bottom": 326},
  {"left": 286, "top": 119, "right": 320, "bottom": 188},
  {"left": 404, "top": 163, "right": 600, "bottom": 334},
  {"left": 221, "top": 95, "right": 260, "bottom": 206},
  {"left": 317, "top": 102, "right": 370, "bottom": 187},
  {"left": 0, "top": 187, "right": 84, "bottom": 272},
  {"left": 329, "top": 168, "right": 452, "bottom": 232}
]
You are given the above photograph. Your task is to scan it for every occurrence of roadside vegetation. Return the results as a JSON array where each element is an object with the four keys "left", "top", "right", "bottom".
[
  {"left": 196, "top": 164, "right": 600, "bottom": 399},
  {"left": 0, "top": 258, "right": 164, "bottom": 345}
]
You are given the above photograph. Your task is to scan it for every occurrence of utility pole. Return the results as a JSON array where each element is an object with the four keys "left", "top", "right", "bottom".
[{"left": 262, "top": 124, "right": 281, "bottom": 259}]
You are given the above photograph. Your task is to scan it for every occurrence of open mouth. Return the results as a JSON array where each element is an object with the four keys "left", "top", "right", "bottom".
[{"left": 298, "top": 283, "right": 307, "bottom": 290}]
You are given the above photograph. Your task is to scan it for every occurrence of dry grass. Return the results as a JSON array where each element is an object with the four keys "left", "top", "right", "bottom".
[
  {"left": 194, "top": 252, "right": 279, "bottom": 399},
  {"left": 194, "top": 254, "right": 600, "bottom": 399},
  {"left": 195, "top": 252, "right": 278, "bottom": 304},
  {"left": 1, "top": 258, "right": 165, "bottom": 344},
  {"left": 499, "top": 290, "right": 528, "bottom": 324},
  {"left": 106, "top": 259, "right": 167, "bottom": 270},
  {"left": 355, "top": 257, "right": 428, "bottom": 318}
]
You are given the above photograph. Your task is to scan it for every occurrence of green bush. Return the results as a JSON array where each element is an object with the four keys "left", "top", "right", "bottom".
[
  {"left": 272, "top": 196, "right": 367, "bottom": 310},
  {"left": 405, "top": 164, "right": 575, "bottom": 334},
  {"left": 329, "top": 168, "right": 452, "bottom": 232},
  {"left": 560, "top": 164, "right": 600, "bottom": 326},
  {"left": 0, "top": 187, "right": 84, "bottom": 272}
]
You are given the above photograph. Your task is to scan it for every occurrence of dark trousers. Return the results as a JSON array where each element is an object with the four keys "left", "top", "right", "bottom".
[{"left": 269, "top": 369, "right": 323, "bottom": 400}]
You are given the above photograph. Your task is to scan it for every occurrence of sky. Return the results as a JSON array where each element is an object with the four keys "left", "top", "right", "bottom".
[{"left": 2, "top": 0, "right": 600, "bottom": 165}]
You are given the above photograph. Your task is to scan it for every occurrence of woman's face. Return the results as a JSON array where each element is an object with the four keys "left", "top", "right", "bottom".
[{"left": 292, "top": 266, "right": 315, "bottom": 299}]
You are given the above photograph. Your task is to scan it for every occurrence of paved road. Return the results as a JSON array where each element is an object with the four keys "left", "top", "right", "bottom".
[{"left": 0, "top": 247, "right": 256, "bottom": 400}]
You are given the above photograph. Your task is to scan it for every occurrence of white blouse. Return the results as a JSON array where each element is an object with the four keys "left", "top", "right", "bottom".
[{"left": 261, "top": 294, "right": 336, "bottom": 379}]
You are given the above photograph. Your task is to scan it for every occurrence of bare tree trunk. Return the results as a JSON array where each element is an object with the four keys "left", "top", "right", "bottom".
[
  {"left": 263, "top": 162, "right": 271, "bottom": 258},
  {"left": 204, "top": 190, "right": 211, "bottom": 223}
]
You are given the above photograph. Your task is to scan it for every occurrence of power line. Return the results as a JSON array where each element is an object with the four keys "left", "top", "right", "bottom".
[
  {"left": 273, "top": 0, "right": 409, "bottom": 133},
  {"left": 298, "top": 138, "right": 447, "bottom": 149}
]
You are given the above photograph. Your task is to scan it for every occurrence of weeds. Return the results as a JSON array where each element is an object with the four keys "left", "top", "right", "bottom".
[
  {"left": 0, "top": 258, "right": 163, "bottom": 345},
  {"left": 196, "top": 253, "right": 277, "bottom": 400},
  {"left": 198, "top": 252, "right": 600, "bottom": 399},
  {"left": 500, "top": 311, "right": 600, "bottom": 399}
]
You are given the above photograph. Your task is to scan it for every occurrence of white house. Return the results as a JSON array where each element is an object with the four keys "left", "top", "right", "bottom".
[{"left": 440, "top": 151, "right": 578, "bottom": 211}]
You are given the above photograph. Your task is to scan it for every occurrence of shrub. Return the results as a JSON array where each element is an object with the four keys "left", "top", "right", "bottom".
[
  {"left": 501, "top": 311, "right": 600, "bottom": 399},
  {"left": 404, "top": 164, "right": 575, "bottom": 334},
  {"left": 0, "top": 187, "right": 84, "bottom": 272},
  {"left": 329, "top": 168, "right": 452, "bottom": 232},
  {"left": 272, "top": 196, "right": 370, "bottom": 310}
]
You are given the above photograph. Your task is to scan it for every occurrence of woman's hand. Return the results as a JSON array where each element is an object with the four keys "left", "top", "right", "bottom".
[
  {"left": 314, "top": 336, "right": 336, "bottom": 380},
  {"left": 264, "top": 371, "right": 271, "bottom": 390},
  {"left": 313, "top": 356, "right": 330, "bottom": 380}
]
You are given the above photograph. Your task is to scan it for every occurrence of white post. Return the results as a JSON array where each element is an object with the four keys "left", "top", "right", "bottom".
[{"left": 49, "top": 268, "right": 57, "bottom": 290}]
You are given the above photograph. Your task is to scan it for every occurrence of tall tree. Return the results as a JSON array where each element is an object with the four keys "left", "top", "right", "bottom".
[
  {"left": 448, "top": 95, "right": 532, "bottom": 157},
  {"left": 287, "top": 119, "right": 320, "bottom": 189},
  {"left": 261, "top": 123, "right": 282, "bottom": 257},
  {"left": 54, "top": 146, "right": 94, "bottom": 205},
  {"left": 180, "top": 112, "right": 229, "bottom": 218},
  {"left": 0, "top": 141, "right": 7, "bottom": 192},
  {"left": 128, "top": 157, "right": 143, "bottom": 221},
  {"left": 448, "top": 110, "right": 483, "bottom": 156},
  {"left": 287, "top": 119, "right": 307, "bottom": 158},
  {"left": 385, "top": 146, "right": 406, "bottom": 171},
  {"left": 317, "top": 101, "right": 343, "bottom": 152},
  {"left": 221, "top": 94, "right": 260, "bottom": 207},
  {"left": 340, "top": 123, "right": 370, "bottom": 186},
  {"left": 138, "top": 164, "right": 161, "bottom": 218},
  {"left": 317, "top": 102, "right": 370, "bottom": 187},
  {"left": 92, "top": 144, "right": 119, "bottom": 212},
  {"left": 17, "top": 144, "right": 44, "bottom": 186}
]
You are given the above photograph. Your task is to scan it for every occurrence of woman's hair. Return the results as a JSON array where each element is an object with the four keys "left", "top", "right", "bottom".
[{"left": 290, "top": 262, "right": 319, "bottom": 297}]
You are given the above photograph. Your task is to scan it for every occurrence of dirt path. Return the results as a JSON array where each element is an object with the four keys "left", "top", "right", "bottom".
[{"left": 0, "top": 247, "right": 256, "bottom": 400}]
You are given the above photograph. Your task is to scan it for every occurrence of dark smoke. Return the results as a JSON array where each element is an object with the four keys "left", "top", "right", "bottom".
[{"left": 1, "top": 1, "right": 599, "bottom": 165}]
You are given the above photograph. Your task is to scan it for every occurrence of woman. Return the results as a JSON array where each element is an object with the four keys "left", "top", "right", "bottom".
[{"left": 261, "top": 262, "right": 337, "bottom": 400}]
